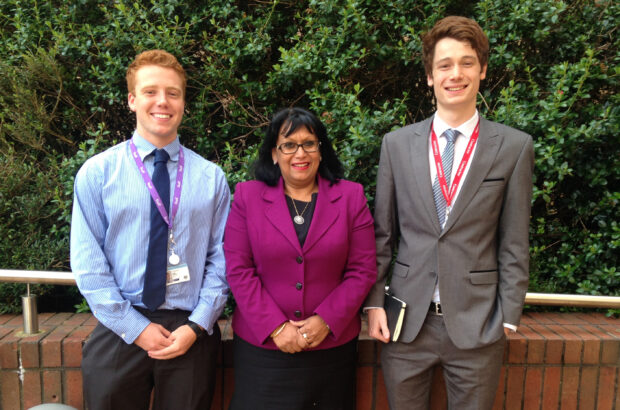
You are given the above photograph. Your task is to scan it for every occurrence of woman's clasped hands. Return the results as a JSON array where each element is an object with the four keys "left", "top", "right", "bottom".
[{"left": 271, "top": 314, "right": 330, "bottom": 353}]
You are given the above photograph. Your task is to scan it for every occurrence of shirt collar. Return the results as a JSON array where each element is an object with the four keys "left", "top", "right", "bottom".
[
  {"left": 131, "top": 131, "right": 181, "bottom": 162},
  {"left": 432, "top": 110, "right": 479, "bottom": 140}
]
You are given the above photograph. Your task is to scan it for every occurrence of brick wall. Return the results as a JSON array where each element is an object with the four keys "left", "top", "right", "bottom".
[{"left": 1, "top": 312, "right": 618, "bottom": 410}]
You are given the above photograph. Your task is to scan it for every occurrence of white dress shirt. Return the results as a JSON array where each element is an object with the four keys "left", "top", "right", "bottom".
[{"left": 429, "top": 111, "right": 479, "bottom": 302}]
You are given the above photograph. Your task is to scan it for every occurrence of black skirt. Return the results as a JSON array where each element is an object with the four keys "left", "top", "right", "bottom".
[{"left": 229, "top": 336, "right": 357, "bottom": 410}]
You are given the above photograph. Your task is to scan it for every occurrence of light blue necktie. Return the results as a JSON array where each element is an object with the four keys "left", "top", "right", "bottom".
[{"left": 433, "top": 129, "right": 457, "bottom": 228}]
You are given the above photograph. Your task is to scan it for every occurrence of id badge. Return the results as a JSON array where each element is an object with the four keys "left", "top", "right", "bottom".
[{"left": 166, "top": 263, "right": 190, "bottom": 286}]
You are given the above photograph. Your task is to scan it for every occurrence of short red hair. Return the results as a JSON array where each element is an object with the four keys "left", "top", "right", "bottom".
[{"left": 126, "top": 50, "right": 186, "bottom": 96}]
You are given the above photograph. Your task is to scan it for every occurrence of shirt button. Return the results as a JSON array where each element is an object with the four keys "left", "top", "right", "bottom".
[
  {"left": 296, "top": 256, "right": 303, "bottom": 264},
  {"left": 294, "top": 310, "right": 301, "bottom": 318},
  {"left": 121, "top": 333, "right": 126, "bottom": 339},
  {"left": 296, "top": 282, "right": 303, "bottom": 290}
]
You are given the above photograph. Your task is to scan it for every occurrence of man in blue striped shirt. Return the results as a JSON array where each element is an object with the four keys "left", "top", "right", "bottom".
[{"left": 70, "top": 50, "right": 230, "bottom": 409}]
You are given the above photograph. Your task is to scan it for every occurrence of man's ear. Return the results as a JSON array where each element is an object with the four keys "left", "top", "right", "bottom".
[
  {"left": 480, "top": 64, "right": 487, "bottom": 80},
  {"left": 427, "top": 73, "right": 434, "bottom": 87},
  {"left": 128, "top": 93, "right": 136, "bottom": 112}
]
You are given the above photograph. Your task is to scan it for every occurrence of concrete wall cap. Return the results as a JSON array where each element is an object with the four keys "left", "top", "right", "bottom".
[{"left": 29, "top": 404, "right": 78, "bottom": 410}]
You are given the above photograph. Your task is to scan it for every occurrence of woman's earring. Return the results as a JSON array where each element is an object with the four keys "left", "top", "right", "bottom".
[{"left": 273, "top": 160, "right": 277, "bottom": 165}]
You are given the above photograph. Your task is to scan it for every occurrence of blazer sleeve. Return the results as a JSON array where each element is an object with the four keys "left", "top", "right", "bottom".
[
  {"left": 497, "top": 134, "right": 534, "bottom": 326},
  {"left": 313, "top": 183, "right": 377, "bottom": 339},
  {"left": 365, "top": 134, "right": 399, "bottom": 307},
  {"left": 224, "top": 183, "right": 288, "bottom": 343}
]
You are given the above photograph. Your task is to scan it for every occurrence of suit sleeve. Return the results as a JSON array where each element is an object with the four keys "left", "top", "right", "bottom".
[
  {"left": 314, "top": 183, "right": 377, "bottom": 338},
  {"left": 365, "top": 135, "right": 399, "bottom": 307},
  {"left": 224, "top": 183, "right": 289, "bottom": 343},
  {"left": 497, "top": 135, "right": 534, "bottom": 326}
]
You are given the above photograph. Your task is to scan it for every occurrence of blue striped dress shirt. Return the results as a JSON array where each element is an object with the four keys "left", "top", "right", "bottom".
[{"left": 70, "top": 132, "right": 230, "bottom": 343}]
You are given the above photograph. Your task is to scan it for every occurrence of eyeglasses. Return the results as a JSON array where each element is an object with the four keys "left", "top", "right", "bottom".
[{"left": 277, "top": 141, "right": 321, "bottom": 155}]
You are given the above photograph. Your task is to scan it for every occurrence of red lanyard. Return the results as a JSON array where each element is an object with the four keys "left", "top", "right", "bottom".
[{"left": 431, "top": 120, "right": 480, "bottom": 207}]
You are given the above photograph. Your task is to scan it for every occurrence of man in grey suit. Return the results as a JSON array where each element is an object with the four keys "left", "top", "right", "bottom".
[{"left": 365, "top": 16, "right": 534, "bottom": 409}]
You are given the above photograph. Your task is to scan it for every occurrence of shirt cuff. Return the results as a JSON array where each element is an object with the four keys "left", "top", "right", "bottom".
[
  {"left": 189, "top": 296, "right": 227, "bottom": 335},
  {"left": 103, "top": 308, "right": 151, "bottom": 344},
  {"left": 503, "top": 323, "right": 518, "bottom": 332}
]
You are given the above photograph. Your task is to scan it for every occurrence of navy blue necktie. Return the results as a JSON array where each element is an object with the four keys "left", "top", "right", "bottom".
[{"left": 143, "top": 148, "right": 170, "bottom": 311}]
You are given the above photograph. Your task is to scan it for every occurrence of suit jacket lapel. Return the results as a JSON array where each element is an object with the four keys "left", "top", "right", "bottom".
[
  {"left": 441, "top": 117, "right": 501, "bottom": 235},
  {"left": 411, "top": 117, "right": 443, "bottom": 234},
  {"left": 263, "top": 178, "right": 302, "bottom": 253},
  {"left": 302, "top": 176, "right": 340, "bottom": 253}
]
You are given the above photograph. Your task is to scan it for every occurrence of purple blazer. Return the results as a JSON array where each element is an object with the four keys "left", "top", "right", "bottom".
[{"left": 224, "top": 176, "right": 377, "bottom": 350}]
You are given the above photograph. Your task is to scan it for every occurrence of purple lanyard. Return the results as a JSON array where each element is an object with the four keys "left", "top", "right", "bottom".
[{"left": 129, "top": 139, "right": 185, "bottom": 229}]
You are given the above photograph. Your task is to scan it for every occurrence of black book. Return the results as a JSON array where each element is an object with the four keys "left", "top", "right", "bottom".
[{"left": 384, "top": 290, "right": 407, "bottom": 342}]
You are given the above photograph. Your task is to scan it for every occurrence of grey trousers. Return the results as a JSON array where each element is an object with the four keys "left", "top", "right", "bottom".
[{"left": 381, "top": 312, "right": 505, "bottom": 410}]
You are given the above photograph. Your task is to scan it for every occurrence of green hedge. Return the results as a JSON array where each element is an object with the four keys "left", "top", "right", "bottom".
[{"left": 0, "top": 0, "right": 617, "bottom": 313}]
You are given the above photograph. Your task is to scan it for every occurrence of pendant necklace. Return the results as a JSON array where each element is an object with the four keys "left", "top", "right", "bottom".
[{"left": 289, "top": 196, "right": 311, "bottom": 225}]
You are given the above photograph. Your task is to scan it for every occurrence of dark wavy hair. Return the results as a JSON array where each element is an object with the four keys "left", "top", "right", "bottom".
[{"left": 253, "top": 107, "right": 344, "bottom": 186}]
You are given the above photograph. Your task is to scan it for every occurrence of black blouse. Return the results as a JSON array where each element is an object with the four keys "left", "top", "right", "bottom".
[{"left": 285, "top": 193, "right": 318, "bottom": 247}]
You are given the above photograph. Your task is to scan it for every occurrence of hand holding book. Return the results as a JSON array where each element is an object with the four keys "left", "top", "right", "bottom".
[{"left": 384, "top": 289, "right": 407, "bottom": 342}]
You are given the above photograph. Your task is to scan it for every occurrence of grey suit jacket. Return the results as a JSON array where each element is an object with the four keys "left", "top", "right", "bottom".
[{"left": 365, "top": 116, "right": 534, "bottom": 350}]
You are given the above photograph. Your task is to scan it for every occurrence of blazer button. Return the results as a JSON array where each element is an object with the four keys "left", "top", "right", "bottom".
[
  {"left": 294, "top": 310, "right": 301, "bottom": 318},
  {"left": 296, "top": 282, "right": 303, "bottom": 290},
  {"left": 296, "top": 256, "right": 303, "bottom": 264}
]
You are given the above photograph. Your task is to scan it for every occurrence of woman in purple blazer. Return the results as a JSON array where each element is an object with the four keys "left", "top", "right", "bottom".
[{"left": 224, "top": 107, "right": 377, "bottom": 409}]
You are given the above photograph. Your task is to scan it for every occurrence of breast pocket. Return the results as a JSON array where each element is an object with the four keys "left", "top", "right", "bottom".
[{"left": 480, "top": 178, "right": 505, "bottom": 188}]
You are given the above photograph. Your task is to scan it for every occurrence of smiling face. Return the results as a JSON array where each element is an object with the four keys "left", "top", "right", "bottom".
[
  {"left": 271, "top": 124, "right": 321, "bottom": 192},
  {"left": 427, "top": 37, "right": 487, "bottom": 123},
  {"left": 128, "top": 65, "right": 185, "bottom": 147}
]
